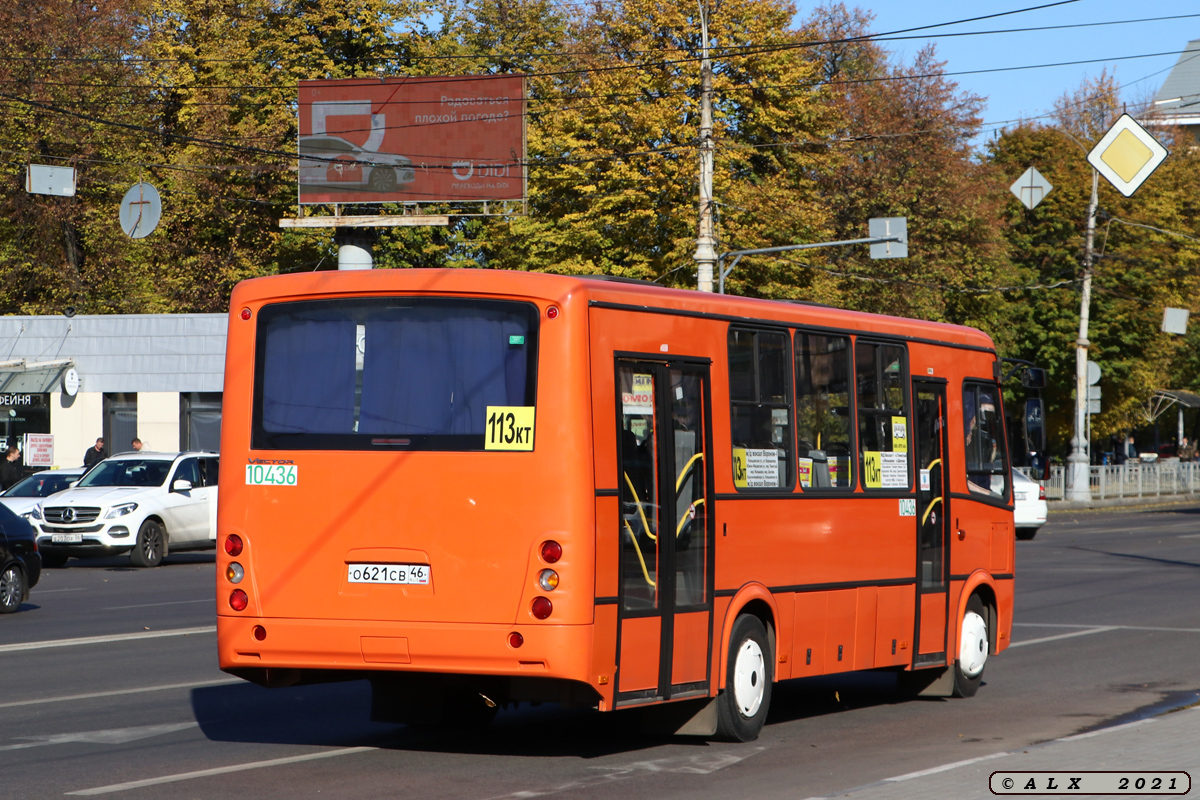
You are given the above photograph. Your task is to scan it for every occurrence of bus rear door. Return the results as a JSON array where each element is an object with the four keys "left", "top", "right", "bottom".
[{"left": 614, "top": 358, "right": 714, "bottom": 705}]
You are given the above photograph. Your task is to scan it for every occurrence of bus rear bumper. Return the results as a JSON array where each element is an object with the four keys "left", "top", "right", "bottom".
[{"left": 217, "top": 615, "right": 595, "bottom": 682}]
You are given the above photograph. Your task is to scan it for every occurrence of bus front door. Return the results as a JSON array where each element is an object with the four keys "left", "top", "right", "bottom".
[
  {"left": 913, "top": 381, "right": 950, "bottom": 666},
  {"left": 614, "top": 360, "right": 714, "bottom": 705}
]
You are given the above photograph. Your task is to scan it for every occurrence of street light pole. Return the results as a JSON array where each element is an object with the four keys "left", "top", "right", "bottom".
[
  {"left": 1067, "top": 168, "right": 1099, "bottom": 501},
  {"left": 694, "top": 2, "right": 717, "bottom": 293}
]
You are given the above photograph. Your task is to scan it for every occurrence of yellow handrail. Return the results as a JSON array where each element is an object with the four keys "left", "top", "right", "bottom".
[
  {"left": 675, "top": 452, "right": 704, "bottom": 492},
  {"left": 623, "top": 518, "right": 657, "bottom": 589},
  {"left": 921, "top": 496, "right": 943, "bottom": 526},
  {"left": 623, "top": 472, "right": 657, "bottom": 542},
  {"left": 675, "top": 498, "right": 705, "bottom": 538}
]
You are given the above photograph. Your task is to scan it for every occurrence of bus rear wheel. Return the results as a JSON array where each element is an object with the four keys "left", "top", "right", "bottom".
[
  {"left": 952, "top": 594, "right": 988, "bottom": 698},
  {"left": 715, "top": 614, "right": 772, "bottom": 742}
]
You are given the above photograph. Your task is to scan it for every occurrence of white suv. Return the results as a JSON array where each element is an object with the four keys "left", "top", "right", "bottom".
[{"left": 32, "top": 452, "right": 219, "bottom": 568}]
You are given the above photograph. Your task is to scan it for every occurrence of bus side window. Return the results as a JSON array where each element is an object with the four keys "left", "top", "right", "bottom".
[
  {"left": 855, "top": 341, "right": 911, "bottom": 490},
  {"left": 728, "top": 328, "right": 793, "bottom": 490},
  {"left": 963, "top": 383, "right": 1008, "bottom": 500},
  {"left": 795, "top": 331, "right": 854, "bottom": 489}
]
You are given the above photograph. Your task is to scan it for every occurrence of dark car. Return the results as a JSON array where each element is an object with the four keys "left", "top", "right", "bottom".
[{"left": 0, "top": 502, "right": 40, "bottom": 613}]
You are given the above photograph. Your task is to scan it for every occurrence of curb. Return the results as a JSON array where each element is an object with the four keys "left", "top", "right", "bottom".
[{"left": 1047, "top": 494, "right": 1200, "bottom": 512}]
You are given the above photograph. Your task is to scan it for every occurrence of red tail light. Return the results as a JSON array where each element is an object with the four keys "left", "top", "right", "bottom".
[
  {"left": 229, "top": 589, "right": 248, "bottom": 611},
  {"left": 540, "top": 540, "right": 562, "bottom": 563},
  {"left": 508, "top": 632, "right": 524, "bottom": 648},
  {"left": 531, "top": 597, "right": 552, "bottom": 619},
  {"left": 253, "top": 625, "right": 267, "bottom": 641},
  {"left": 1038, "top": 486, "right": 1046, "bottom": 500},
  {"left": 224, "top": 535, "right": 243, "bottom": 556}
]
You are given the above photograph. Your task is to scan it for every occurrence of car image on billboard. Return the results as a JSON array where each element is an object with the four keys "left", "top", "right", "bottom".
[{"left": 297, "top": 74, "right": 526, "bottom": 205}]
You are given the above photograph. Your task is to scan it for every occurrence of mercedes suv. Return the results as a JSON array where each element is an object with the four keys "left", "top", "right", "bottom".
[{"left": 31, "top": 452, "right": 219, "bottom": 568}]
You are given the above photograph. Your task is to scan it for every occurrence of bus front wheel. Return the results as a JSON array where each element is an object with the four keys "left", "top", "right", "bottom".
[
  {"left": 715, "top": 614, "right": 772, "bottom": 742},
  {"left": 952, "top": 595, "right": 988, "bottom": 698}
]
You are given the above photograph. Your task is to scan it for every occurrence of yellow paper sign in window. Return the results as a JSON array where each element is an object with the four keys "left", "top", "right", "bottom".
[
  {"left": 864, "top": 451, "right": 882, "bottom": 488},
  {"left": 485, "top": 406, "right": 535, "bottom": 450},
  {"left": 892, "top": 416, "right": 908, "bottom": 454},
  {"left": 732, "top": 447, "right": 748, "bottom": 488}
]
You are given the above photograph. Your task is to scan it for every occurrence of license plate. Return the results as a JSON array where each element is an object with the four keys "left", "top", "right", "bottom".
[
  {"left": 347, "top": 563, "right": 430, "bottom": 585},
  {"left": 51, "top": 533, "right": 83, "bottom": 544},
  {"left": 1015, "top": 492, "right": 1028, "bottom": 502}
]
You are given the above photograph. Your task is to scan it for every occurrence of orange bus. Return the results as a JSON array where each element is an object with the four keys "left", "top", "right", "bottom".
[{"left": 217, "top": 269, "right": 1026, "bottom": 741}]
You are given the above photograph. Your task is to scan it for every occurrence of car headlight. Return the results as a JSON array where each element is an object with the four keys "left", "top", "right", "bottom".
[
  {"left": 30, "top": 504, "right": 42, "bottom": 521},
  {"left": 105, "top": 502, "right": 138, "bottom": 519}
]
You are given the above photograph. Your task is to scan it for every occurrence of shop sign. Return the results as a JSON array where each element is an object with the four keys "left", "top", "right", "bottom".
[{"left": 24, "top": 433, "right": 53, "bottom": 467}]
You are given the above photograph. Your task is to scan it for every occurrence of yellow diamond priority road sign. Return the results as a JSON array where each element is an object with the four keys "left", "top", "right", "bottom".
[{"left": 1086, "top": 114, "right": 1168, "bottom": 197}]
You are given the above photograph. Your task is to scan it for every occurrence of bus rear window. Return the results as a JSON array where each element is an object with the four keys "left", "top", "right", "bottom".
[{"left": 252, "top": 298, "right": 538, "bottom": 450}]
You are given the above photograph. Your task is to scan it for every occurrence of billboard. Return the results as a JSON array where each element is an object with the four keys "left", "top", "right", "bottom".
[{"left": 297, "top": 75, "right": 526, "bottom": 205}]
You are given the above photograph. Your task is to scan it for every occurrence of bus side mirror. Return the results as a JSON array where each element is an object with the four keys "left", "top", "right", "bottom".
[
  {"left": 1023, "top": 398, "right": 1050, "bottom": 480},
  {"left": 1020, "top": 368, "right": 1047, "bottom": 389}
]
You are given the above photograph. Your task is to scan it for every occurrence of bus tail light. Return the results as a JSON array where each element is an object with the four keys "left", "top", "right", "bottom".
[
  {"left": 224, "top": 535, "right": 243, "bottom": 556},
  {"left": 538, "top": 569, "right": 559, "bottom": 591},
  {"left": 508, "top": 632, "right": 524, "bottom": 648},
  {"left": 531, "top": 597, "right": 552, "bottom": 619},
  {"left": 253, "top": 625, "right": 267, "bottom": 641},
  {"left": 540, "top": 540, "right": 562, "bottom": 563},
  {"left": 229, "top": 589, "right": 248, "bottom": 611},
  {"left": 226, "top": 562, "right": 244, "bottom": 584}
]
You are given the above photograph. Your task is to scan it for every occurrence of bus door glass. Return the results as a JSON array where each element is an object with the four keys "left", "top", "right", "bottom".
[
  {"left": 913, "top": 381, "right": 949, "bottom": 664},
  {"left": 615, "top": 360, "right": 712, "bottom": 703}
]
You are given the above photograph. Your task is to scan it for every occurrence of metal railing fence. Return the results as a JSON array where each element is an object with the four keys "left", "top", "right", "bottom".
[{"left": 1026, "top": 461, "right": 1200, "bottom": 501}]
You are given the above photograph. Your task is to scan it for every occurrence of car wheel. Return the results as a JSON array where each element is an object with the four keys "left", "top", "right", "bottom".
[
  {"left": 715, "top": 614, "right": 772, "bottom": 741},
  {"left": 367, "top": 166, "right": 398, "bottom": 193},
  {"left": 0, "top": 563, "right": 26, "bottom": 613},
  {"left": 1015, "top": 527, "right": 1038, "bottom": 541},
  {"left": 41, "top": 553, "right": 68, "bottom": 568},
  {"left": 952, "top": 594, "right": 989, "bottom": 698},
  {"left": 130, "top": 520, "right": 166, "bottom": 568}
]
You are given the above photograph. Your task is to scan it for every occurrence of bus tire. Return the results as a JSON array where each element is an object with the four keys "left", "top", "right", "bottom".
[
  {"left": 715, "top": 614, "right": 772, "bottom": 742},
  {"left": 952, "top": 594, "right": 988, "bottom": 698},
  {"left": 130, "top": 520, "right": 166, "bottom": 568}
]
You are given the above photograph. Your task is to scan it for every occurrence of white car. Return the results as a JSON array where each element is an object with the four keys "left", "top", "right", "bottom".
[
  {"left": 298, "top": 134, "right": 416, "bottom": 193},
  {"left": 1012, "top": 469, "right": 1048, "bottom": 540},
  {"left": 0, "top": 469, "right": 86, "bottom": 519},
  {"left": 31, "top": 452, "right": 219, "bottom": 568}
]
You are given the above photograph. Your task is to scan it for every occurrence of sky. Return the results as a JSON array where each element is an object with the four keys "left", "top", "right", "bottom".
[{"left": 852, "top": 0, "right": 1198, "bottom": 145}]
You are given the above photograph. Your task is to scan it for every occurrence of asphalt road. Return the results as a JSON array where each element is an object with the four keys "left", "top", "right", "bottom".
[{"left": 1, "top": 503, "right": 1197, "bottom": 799}]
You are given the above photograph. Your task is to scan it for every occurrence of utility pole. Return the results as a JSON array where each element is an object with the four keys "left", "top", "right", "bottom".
[
  {"left": 1067, "top": 169, "right": 1099, "bottom": 501},
  {"left": 694, "top": 2, "right": 716, "bottom": 292}
]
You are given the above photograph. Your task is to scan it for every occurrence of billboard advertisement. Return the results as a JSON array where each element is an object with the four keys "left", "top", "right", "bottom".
[{"left": 297, "top": 75, "right": 525, "bottom": 205}]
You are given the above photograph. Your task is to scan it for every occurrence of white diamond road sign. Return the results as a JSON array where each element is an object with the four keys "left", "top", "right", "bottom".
[
  {"left": 1086, "top": 114, "right": 1168, "bottom": 198},
  {"left": 1010, "top": 167, "right": 1052, "bottom": 210}
]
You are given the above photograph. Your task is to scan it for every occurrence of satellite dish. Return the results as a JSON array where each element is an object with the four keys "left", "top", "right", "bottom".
[{"left": 119, "top": 182, "right": 162, "bottom": 239}]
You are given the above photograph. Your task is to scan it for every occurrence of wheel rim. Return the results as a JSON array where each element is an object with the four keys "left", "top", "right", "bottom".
[
  {"left": 1, "top": 567, "right": 20, "bottom": 609},
  {"left": 959, "top": 610, "right": 988, "bottom": 678},
  {"left": 732, "top": 638, "right": 766, "bottom": 717},
  {"left": 144, "top": 528, "right": 161, "bottom": 560}
]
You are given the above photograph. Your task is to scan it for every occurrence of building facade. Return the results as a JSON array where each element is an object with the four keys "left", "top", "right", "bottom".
[{"left": 0, "top": 314, "right": 226, "bottom": 469}]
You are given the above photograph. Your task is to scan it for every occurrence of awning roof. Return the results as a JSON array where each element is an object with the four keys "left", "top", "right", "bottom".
[{"left": 0, "top": 359, "right": 74, "bottom": 394}]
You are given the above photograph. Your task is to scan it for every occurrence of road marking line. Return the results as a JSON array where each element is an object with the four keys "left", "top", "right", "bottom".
[
  {"left": 0, "top": 678, "right": 241, "bottom": 709},
  {"left": 1179, "top": 533, "right": 1200, "bottom": 539},
  {"left": 67, "top": 747, "right": 378, "bottom": 795},
  {"left": 885, "top": 751, "right": 1010, "bottom": 781},
  {"left": 0, "top": 626, "right": 215, "bottom": 653},
  {"left": 1009, "top": 627, "right": 1118, "bottom": 647},
  {"left": 800, "top": 713, "right": 1168, "bottom": 799},
  {"left": 1014, "top": 623, "right": 1200, "bottom": 633},
  {"left": 31, "top": 587, "right": 86, "bottom": 594},
  {"left": 101, "top": 599, "right": 212, "bottom": 610}
]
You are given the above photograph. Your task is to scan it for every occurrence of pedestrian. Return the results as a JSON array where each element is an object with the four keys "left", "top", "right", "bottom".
[
  {"left": 84, "top": 437, "right": 107, "bottom": 468},
  {"left": 131, "top": 437, "right": 143, "bottom": 451},
  {"left": 1124, "top": 434, "right": 1138, "bottom": 463},
  {"left": 0, "top": 445, "right": 21, "bottom": 490}
]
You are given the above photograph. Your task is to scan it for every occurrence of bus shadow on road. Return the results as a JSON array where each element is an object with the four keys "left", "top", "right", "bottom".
[
  {"left": 766, "top": 670, "right": 950, "bottom": 727},
  {"left": 190, "top": 680, "right": 675, "bottom": 758}
]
